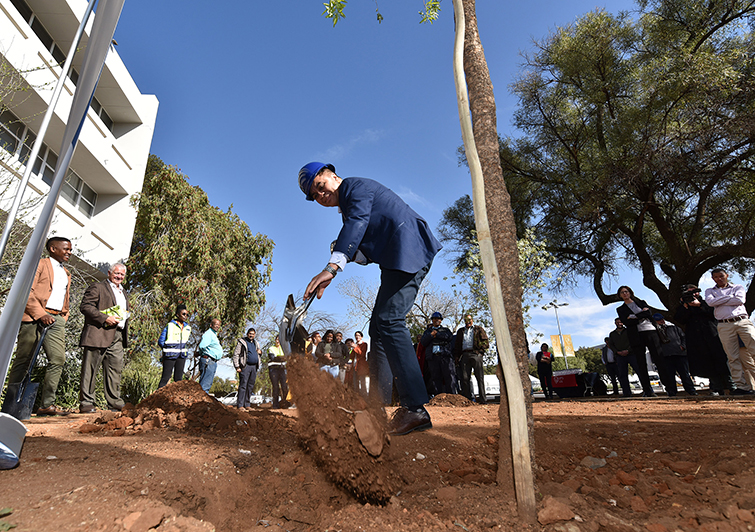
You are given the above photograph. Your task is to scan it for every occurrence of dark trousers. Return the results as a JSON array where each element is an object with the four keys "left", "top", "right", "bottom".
[
  {"left": 539, "top": 371, "right": 554, "bottom": 398},
  {"left": 636, "top": 330, "right": 676, "bottom": 394},
  {"left": 237, "top": 363, "right": 258, "bottom": 408},
  {"left": 605, "top": 362, "right": 619, "bottom": 394},
  {"left": 460, "top": 351, "right": 486, "bottom": 403},
  {"left": 665, "top": 356, "right": 697, "bottom": 395},
  {"left": 158, "top": 357, "right": 186, "bottom": 388},
  {"left": 427, "top": 355, "right": 457, "bottom": 395},
  {"left": 369, "top": 264, "right": 430, "bottom": 409},
  {"left": 616, "top": 352, "right": 651, "bottom": 396},
  {"left": 269, "top": 365, "right": 288, "bottom": 408},
  {"left": 80, "top": 329, "right": 125, "bottom": 408}
]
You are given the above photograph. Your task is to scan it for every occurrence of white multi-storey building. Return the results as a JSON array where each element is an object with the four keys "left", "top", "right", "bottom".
[{"left": 0, "top": 0, "right": 158, "bottom": 265}]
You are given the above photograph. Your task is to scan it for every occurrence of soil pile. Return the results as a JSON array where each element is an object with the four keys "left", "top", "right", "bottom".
[{"left": 287, "top": 354, "right": 403, "bottom": 503}]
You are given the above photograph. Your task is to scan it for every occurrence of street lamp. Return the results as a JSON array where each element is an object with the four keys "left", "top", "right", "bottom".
[{"left": 542, "top": 300, "right": 570, "bottom": 369}]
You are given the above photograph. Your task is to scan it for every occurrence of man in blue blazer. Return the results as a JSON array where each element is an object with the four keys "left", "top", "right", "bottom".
[{"left": 300, "top": 162, "right": 442, "bottom": 435}]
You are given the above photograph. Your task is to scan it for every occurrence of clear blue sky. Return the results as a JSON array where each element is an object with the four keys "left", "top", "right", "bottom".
[{"left": 112, "top": 0, "right": 727, "bottom": 372}]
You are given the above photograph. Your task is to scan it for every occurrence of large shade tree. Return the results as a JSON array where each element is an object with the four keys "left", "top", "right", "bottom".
[
  {"left": 501, "top": 0, "right": 755, "bottom": 316},
  {"left": 126, "top": 155, "right": 274, "bottom": 362}
]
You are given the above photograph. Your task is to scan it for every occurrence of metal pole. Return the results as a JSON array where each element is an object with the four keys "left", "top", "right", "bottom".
[
  {"left": 0, "top": 0, "right": 97, "bottom": 264},
  {"left": 553, "top": 306, "right": 569, "bottom": 370}
]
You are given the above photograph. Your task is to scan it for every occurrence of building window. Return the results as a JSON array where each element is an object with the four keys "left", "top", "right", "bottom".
[
  {"left": 9, "top": 0, "right": 113, "bottom": 132},
  {"left": 62, "top": 171, "right": 97, "bottom": 218},
  {"left": 1, "top": 109, "right": 98, "bottom": 219}
]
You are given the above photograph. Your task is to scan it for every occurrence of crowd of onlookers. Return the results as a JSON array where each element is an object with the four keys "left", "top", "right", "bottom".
[{"left": 535, "top": 269, "right": 755, "bottom": 400}]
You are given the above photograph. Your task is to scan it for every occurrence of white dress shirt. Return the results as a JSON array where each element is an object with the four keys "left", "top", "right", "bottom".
[
  {"left": 705, "top": 283, "right": 748, "bottom": 321},
  {"left": 46, "top": 257, "right": 68, "bottom": 311},
  {"left": 109, "top": 281, "right": 128, "bottom": 329}
]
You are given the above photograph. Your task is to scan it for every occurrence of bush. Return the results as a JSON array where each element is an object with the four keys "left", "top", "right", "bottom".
[{"left": 121, "top": 354, "right": 161, "bottom": 405}]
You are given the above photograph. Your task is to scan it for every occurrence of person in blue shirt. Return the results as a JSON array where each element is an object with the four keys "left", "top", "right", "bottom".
[
  {"left": 197, "top": 319, "right": 223, "bottom": 393},
  {"left": 300, "top": 162, "right": 442, "bottom": 436}
]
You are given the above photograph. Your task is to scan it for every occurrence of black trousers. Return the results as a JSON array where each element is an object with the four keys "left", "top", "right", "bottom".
[
  {"left": 269, "top": 365, "right": 288, "bottom": 408},
  {"left": 460, "top": 352, "right": 486, "bottom": 403},
  {"left": 158, "top": 357, "right": 186, "bottom": 388}
]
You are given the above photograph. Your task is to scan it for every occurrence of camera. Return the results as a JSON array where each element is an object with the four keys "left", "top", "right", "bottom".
[{"left": 681, "top": 291, "right": 701, "bottom": 304}]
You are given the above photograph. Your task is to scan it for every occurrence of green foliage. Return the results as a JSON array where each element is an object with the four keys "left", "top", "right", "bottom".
[
  {"left": 120, "top": 353, "right": 161, "bottom": 405},
  {"left": 209, "top": 375, "right": 236, "bottom": 396},
  {"left": 419, "top": 1, "right": 442, "bottom": 24},
  {"left": 502, "top": 1, "right": 755, "bottom": 314},
  {"left": 437, "top": 195, "right": 557, "bottom": 333},
  {"left": 126, "top": 155, "right": 274, "bottom": 364},
  {"left": 574, "top": 346, "right": 603, "bottom": 374},
  {"left": 322, "top": 0, "right": 348, "bottom": 26},
  {"left": 321, "top": 0, "right": 440, "bottom": 25}
]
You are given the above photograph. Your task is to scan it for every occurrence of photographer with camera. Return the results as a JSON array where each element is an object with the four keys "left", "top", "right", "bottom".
[{"left": 675, "top": 284, "right": 736, "bottom": 396}]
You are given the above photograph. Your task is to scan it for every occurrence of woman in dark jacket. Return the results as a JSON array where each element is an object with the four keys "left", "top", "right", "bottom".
[
  {"left": 536, "top": 343, "right": 555, "bottom": 399},
  {"left": 616, "top": 286, "right": 674, "bottom": 397}
]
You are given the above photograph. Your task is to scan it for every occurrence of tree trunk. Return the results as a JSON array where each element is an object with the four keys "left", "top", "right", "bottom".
[{"left": 460, "top": 0, "right": 536, "bottom": 498}]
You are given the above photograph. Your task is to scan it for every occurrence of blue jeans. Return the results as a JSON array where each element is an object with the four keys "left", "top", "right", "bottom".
[
  {"left": 198, "top": 356, "right": 217, "bottom": 393},
  {"left": 369, "top": 263, "right": 431, "bottom": 409}
]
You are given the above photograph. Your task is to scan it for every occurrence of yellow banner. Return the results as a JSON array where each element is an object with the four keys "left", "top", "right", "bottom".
[
  {"left": 563, "top": 334, "right": 575, "bottom": 356},
  {"left": 549, "top": 335, "right": 575, "bottom": 357},
  {"left": 550, "top": 335, "right": 562, "bottom": 356}
]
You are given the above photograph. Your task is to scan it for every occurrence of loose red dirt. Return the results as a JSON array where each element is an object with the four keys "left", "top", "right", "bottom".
[{"left": 2, "top": 376, "right": 754, "bottom": 532}]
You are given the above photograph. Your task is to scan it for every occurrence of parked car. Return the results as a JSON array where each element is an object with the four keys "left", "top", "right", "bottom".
[
  {"left": 470, "top": 374, "right": 502, "bottom": 402},
  {"left": 216, "top": 391, "right": 269, "bottom": 406}
]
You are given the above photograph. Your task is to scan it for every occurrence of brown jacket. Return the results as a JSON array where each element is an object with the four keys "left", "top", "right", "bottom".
[
  {"left": 79, "top": 280, "right": 129, "bottom": 349},
  {"left": 23, "top": 258, "right": 71, "bottom": 322}
]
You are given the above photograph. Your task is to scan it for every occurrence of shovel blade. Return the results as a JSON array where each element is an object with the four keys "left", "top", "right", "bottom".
[{"left": 1, "top": 381, "right": 40, "bottom": 421}]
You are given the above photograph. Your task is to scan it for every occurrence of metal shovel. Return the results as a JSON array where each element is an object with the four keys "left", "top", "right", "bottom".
[
  {"left": 279, "top": 294, "right": 314, "bottom": 357},
  {"left": 1, "top": 323, "right": 52, "bottom": 420}
]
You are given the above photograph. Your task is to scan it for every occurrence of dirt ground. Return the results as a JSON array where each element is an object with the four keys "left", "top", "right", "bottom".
[{"left": 2, "top": 362, "right": 755, "bottom": 532}]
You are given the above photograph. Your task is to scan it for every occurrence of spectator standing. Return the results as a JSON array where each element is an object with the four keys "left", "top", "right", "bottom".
[
  {"left": 78, "top": 262, "right": 129, "bottom": 413},
  {"left": 420, "top": 312, "right": 456, "bottom": 395},
  {"left": 352, "top": 331, "right": 369, "bottom": 397},
  {"left": 315, "top": 330, "right": 344, "bottom": 379},
  {"left": 608, "top": 317, "right": 650, "bottom": 397},
  {"left": 197, "top": 319, "right": 222, "bottom": 393},
  {"left": 535, "top": 343, "right": 555, "bottom": 399},
  {"left": 653, "top": 314, "right": 698, "bottom": 396},
  {"left": 600, "top": 337, "right": 620, "bottom": 395},
  {"left": 300, "top": 162, "right": 441, "bottom": 435},
  {"left": 704, "top": 268, "right": 755, "bottom": 394},
  {"left": 453, "top": 314, "right": 490, "bottom": 404},
  {"left": 675, "top": 284, "right": 734, "bottom": 396},
  {"left": 306, "top": 331, "right": 321, "bottom": 360},
  {"left": 6, "top": 237, "right": 72, "bottom": 416},
  {"left": 616, "top": 286, "right": 673, "bottom": 397},
  {"left": 157, "top": 305, "right": 191, "bottom": 388},
  {"left": 268, "top": 336, "right": 288, "bottom": 409},
  {"left": 233, "top": 328, "right": 261, "bottom": 408}
]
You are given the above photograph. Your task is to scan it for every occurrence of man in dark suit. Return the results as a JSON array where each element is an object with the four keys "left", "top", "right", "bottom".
[
  {"left": 300, "top": 162, "right": 442, "bottom": 435},
  {"left": 7, "top": 237, "right": 72, "bottom": 416},
  {"left": 78, "top": 263, "right": 129, "bottom": 413}
]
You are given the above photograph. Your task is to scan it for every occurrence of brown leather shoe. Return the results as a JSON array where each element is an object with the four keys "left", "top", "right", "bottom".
[
  {"left": 36, "top": 405, "right": 70, "bottom": 416},
  {"left": 388, "top": 407, "right": 432, "bottom": 436},
  {"left": 79, "top": 404, "right": 96, "bottom": 413}
]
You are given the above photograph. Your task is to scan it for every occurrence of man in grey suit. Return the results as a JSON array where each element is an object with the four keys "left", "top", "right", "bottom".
[
  {"left": 78, "top": 263, "right": 129, "bottom": 413},
  {"left": 300, "top": 162, "right": 442, "bottom": 436}
]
